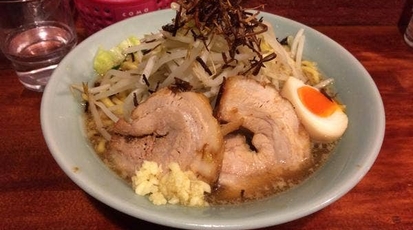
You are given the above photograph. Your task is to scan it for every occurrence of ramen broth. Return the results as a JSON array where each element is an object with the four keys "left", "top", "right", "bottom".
[{"left": 83, "top": 110, "right": 336, "bottom": 204}]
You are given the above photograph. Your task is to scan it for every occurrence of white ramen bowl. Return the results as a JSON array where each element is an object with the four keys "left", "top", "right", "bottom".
[{"left": 41, "top": 9, "right": 385, "bottom": 229}]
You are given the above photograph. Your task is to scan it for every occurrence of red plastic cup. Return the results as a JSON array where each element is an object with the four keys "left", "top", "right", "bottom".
[{"left": 74, "top": 0, "right": 173, "bottom": 35}]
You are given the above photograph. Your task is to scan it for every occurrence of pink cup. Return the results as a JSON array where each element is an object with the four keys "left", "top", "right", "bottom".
[{"left": 74, "top": 0, "right": 173, "bottom": 35}]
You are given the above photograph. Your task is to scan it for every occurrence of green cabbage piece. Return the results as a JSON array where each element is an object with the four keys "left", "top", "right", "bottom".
[{"left": 93, "top": 36, "right": 140, "bottom": 75}]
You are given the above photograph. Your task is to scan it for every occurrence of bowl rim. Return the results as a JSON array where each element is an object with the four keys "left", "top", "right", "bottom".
[{"left": 41, "top": 9, "right": 385, "bottom": 229}]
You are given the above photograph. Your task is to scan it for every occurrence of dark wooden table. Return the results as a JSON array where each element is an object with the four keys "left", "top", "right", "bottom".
[{"left": 1, "top": 1, "right": 413, "bottom": 229}]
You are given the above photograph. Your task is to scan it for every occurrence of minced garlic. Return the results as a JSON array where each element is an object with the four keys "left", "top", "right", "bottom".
[{"left": 132, "top": 161, "right": 211, "bottom": 207}]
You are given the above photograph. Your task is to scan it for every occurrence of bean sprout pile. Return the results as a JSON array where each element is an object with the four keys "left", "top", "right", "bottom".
[{"left": 71, "top": 0, "right": 331, "bottom": 153}]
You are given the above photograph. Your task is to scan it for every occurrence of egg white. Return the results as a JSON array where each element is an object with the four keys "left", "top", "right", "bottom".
[{"left": 281, "top": 77, "right": 348, "bottom": 143}]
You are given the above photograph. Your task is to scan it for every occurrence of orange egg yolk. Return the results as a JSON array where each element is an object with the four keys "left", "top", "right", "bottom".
[{"left": 298, "top": 86, "right": 339, "bottom": 117}]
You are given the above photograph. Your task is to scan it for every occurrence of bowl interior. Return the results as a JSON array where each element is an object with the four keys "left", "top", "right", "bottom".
[{"left": 41, "top": 10, "right": 385, "bottom": 229}]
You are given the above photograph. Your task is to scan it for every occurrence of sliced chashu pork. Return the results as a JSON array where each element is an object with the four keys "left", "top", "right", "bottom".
[
  {"left": 214, "top": 76, "right": 312, "bottom": 202},
  {"left": 105, "top": 87, "right": 224, "bottom": 185}
]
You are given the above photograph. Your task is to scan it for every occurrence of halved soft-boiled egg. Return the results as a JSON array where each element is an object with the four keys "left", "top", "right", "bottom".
[{"left": 281, "top": 77, "right": 348, "bottom": 143}]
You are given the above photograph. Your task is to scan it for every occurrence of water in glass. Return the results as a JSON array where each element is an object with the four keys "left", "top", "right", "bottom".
[{"left": 3, "top": 21, "right": 76, "bottom": 92}]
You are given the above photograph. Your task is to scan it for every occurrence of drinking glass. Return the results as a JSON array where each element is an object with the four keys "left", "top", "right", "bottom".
[
  {"left": 0, "top": 0, "right": 77, "bottom": 92},
  {"left": 405, "top": 14, "right": 413, "bottom": 48}
]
